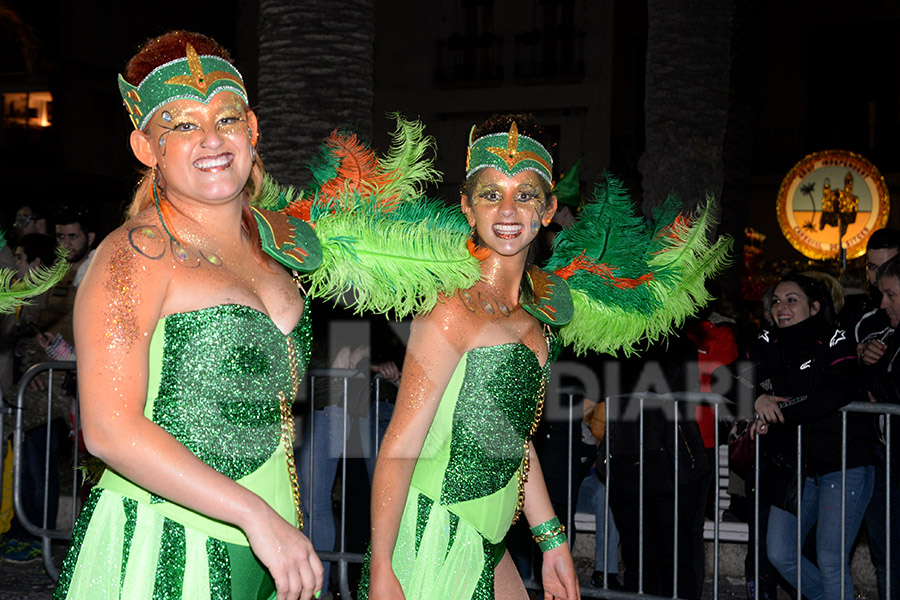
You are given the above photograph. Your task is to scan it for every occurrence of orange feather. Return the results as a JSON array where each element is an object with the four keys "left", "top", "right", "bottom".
[{"left": 554, "top": 252, "right": 653, "bottom": 289}]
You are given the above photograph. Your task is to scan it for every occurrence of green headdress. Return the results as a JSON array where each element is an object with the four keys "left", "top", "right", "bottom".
[
  {"left": 553, "top": 160, "right": 582, "bottom": 207},
  {"left": 466, "top": 121, "right": 553, "bottom": 185},
  {"left": 118, "top": 43, "right": 248, "bottom": 130}
]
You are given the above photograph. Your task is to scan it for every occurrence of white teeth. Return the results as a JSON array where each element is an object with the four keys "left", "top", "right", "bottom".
[
  {"left": 494, "top": 224, "right": 522, "bottom": 233},
  {"left": 194, "top": 154, "right": 232, "bottom": 169}
]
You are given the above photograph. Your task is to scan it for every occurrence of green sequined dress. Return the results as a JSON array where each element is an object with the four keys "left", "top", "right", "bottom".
[
  {"left": 54, "top": 303, "right": 312, "bottom": 600},
  {"left": 358, "top": 342, "right": 547, "bottom": 600}
]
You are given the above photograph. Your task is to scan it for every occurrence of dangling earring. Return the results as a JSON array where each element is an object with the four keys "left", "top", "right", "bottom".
[
  {"left": 152, "top": 167, "right": 184, "bottom": 248},
  {"left": 466, "top": 224, "right": 491, "bottom": 260}
]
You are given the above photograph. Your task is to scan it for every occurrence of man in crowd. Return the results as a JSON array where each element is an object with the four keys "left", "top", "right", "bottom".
[
  {"left": 0, "top": 233, "right": 70, "bottom": 562},
  {"left": 54, "top": 206, "right": 96, "bottom": 289},
  {"left": 856, "top": 228, "right": 900, "bottom": 352},
  {"left": 12, "top": 205, "right": 49, "bottom": 242},
  {"left": 860, "top": 245, "right": 900, "bottom": 600}
]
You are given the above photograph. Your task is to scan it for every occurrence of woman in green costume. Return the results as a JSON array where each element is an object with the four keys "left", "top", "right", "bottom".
[
  {"left": 363, "top": 114, "right": 581, "bottom": 600},
  {"left": 54, "top": 31, "right": 323, "bottom": 600}
]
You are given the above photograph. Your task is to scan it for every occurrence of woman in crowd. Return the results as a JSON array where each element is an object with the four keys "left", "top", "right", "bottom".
[
  {"left": 54, "top": 31, "right": 323, "bottom": 600},
  {"left": 362, "top": 114, "right": 580, "bottom": 600},
  {"left": 751, "top": 273, "right": 874, "bottom": 600}
]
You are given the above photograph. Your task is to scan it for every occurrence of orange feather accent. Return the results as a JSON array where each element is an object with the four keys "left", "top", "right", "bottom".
[
  {"left": 158, "top": 200, "right": 186, "bottom": 246},
  {"left": 316, "top": 130, "right": 400, "bottom": 210},
  {"left": 657, "top": 213, "right": 690, "bottom": 242},
  {"left": 554, "top": 251, "right": 653, "bottom": 289},
  {"left": 285, "top": 199, "right": 313, "bottom": 223},
  {"left": 466, "top": 237, "right": 492, "bottom": 260}
]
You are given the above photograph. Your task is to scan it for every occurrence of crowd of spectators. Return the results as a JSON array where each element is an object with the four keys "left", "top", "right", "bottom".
[
  {"left": 5, "top": 199, "right": 900, "bottom": 600},
  {"left": 1, "top": 203, "right": 97, "bottom": 562}
]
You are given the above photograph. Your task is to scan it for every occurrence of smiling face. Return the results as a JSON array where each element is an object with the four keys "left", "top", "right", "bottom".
[
  {"left": 771, "top": 280, "right": 820, "bottom": 328},
  {"left": 879, "top": 275, "right": 900, "bottom": 328},
  {"left": 461, "top": 168, "right": 557, "bottom": 258},
  {"left": 130, "top": 91, "right": 256, "bottom": 206}
]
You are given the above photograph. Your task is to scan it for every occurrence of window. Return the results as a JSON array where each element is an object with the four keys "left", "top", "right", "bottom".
[{"left": 3, "top": 91, "right": 52, "bottom": 128}]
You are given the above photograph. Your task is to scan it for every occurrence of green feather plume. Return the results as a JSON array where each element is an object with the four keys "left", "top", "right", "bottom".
[
  {"left": 0, "top": 246, "right": 70, "bottom": 315},
  {"left": 376, "top": 113, "right": 442, "bottom": 201},
  {"left": 547, "top": 175, "right": 731, "bottom": 356},
  {"left": 306, "top": 199, "right": 479, "bottom": 318},
  {"left": 254, "top": 173, "right": 301, "bottom": 211},
  {"left": 254, "top": 116, "right": 479, "bottom": 317}
]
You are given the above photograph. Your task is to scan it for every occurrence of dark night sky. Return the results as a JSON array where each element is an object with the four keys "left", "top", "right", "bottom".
[{"left": 4, "top": 0, "right": 900, "bottom": 267}]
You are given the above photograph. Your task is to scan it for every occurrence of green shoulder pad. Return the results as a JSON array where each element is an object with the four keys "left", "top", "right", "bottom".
[
  {"left": 523, "top": 267, "right": 573, "bottom": 326},
  {"left": 252, "top": 207, "right": 322, "bottom": 272}
]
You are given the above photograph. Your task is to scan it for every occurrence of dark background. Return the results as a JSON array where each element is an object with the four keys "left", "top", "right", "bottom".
[{"left": 3, "top": 0, "right": 899, "bottom": 283}]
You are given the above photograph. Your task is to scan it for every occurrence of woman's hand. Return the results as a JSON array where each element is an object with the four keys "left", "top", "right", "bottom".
[
  {"left": 541, "top": 543, "right": 581, "bottom": 600},
  {"left": 754, "top": 394, "right": 786, "bottom": 424},
  {"left": 367, "top": 555, "right": 406, "bottom": 600},
  {"left": 243, "top": 502, "right": 324, "bottom": 600}
]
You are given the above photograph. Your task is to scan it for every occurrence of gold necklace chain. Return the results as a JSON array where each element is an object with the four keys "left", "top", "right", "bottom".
[
  {"left": 512, "top": 367, "right": 547, "bottom": 524},
  {"left": 280, "top": 336, "right": 304, "bottom": 530}
]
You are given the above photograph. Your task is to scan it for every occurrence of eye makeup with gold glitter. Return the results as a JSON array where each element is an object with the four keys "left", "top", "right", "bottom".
[
  {"left": 470, "top": 177, "right": 545, "bottom": 208},
  {"left": 212, "top": 97, "right": 248, "bottom": 137},
  {"left": 151, "top": 95, "right": 248, "bottom": 155}
]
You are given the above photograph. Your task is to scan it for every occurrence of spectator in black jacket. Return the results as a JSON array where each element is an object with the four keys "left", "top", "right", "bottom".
[
  {"left": 752, "top": 273, "right": 874, "bottom": 600},
  {"left": 862, "top": 254, "right": 900, "bottom": 600}
]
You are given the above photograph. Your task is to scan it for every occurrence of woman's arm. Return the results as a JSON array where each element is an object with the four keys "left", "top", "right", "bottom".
[
  {"left": 75, "top": 232, "right": 322, "bottom": 600},
  {"left": 367, "top": 305, "right": 464, "bottom": 599},
  {"left": 522, "top": 443, "right": 581, "bottom": 600}
]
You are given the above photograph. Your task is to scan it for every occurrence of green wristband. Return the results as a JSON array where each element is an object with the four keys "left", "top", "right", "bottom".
[
  {"left": 529, "top": 516, "right": 561, "bottom": 536},
  {"left": 537, "top": 532, "right": 568, "bottom": 552}
]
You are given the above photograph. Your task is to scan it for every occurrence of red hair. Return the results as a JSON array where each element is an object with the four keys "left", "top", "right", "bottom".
[{"left": 123, "top": 31, "right": 234, "bottom": 86}]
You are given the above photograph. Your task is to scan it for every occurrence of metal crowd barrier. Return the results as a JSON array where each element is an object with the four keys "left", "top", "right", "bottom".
[
  {"left": 744, "top": 401, "right": 900, "bottom": 600},
  {"left": 578, "top": 392, "right": 731, "bottom": 600},
  {"left": 10, "top": 360, "right": 80, "bottom": 581},
  {"left": 14, "top": 360, "right": 897, "bottom": 600},
  {"left": 300, "top": 372, "right": 735, "bottom": 600}
]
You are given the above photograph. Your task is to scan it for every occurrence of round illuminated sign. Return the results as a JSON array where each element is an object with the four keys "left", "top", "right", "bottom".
[{"left": 776, "top": 150, "right": 889, "bottom": 260}]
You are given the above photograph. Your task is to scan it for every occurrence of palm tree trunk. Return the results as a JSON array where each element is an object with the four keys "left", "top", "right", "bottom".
[
  {"left": 638, "top": 0, "right": 732, "bottom": 218},
  {"left": 719, "top": 0, "right": 763, "bottom": 299},
  {"left": 257, "top": 0, "right": 375, "bottom": 188}
]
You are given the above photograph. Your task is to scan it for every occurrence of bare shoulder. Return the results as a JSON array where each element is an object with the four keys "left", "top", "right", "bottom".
[
  {"left": 413, "top": 288, "right": 494, "bottom": 357},
  {"left": 82, "top": 214, "right": 167, "bottom": 285},
  {"left": 76, "top": 211, "right": 171, "bottom": 343}
]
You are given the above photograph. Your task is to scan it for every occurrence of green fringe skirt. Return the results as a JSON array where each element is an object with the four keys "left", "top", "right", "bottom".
[
  {"left": 53, "top": 487, "right": 275, "bottom": 600},
  {"left": 357, "top": 485, "right": 505, "bottom": 600}
]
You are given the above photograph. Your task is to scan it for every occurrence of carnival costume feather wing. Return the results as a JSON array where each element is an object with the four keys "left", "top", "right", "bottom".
[
  {"left": 255, "top": 114, "right": 480, "bottom": 318},
  {"left": 0, "top": 230, "right": 70, "bottom": 314},
  {"left": 544, "top": 175, "right": 731, "bottom": 356}
]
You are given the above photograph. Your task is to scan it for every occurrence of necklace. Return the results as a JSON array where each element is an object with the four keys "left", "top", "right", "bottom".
[
  {"left": 280, "top": 335, "right": 305, "bottom": 530},
  {"left": 511, "top": 324, "right": 552, "bottom": 523}
]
